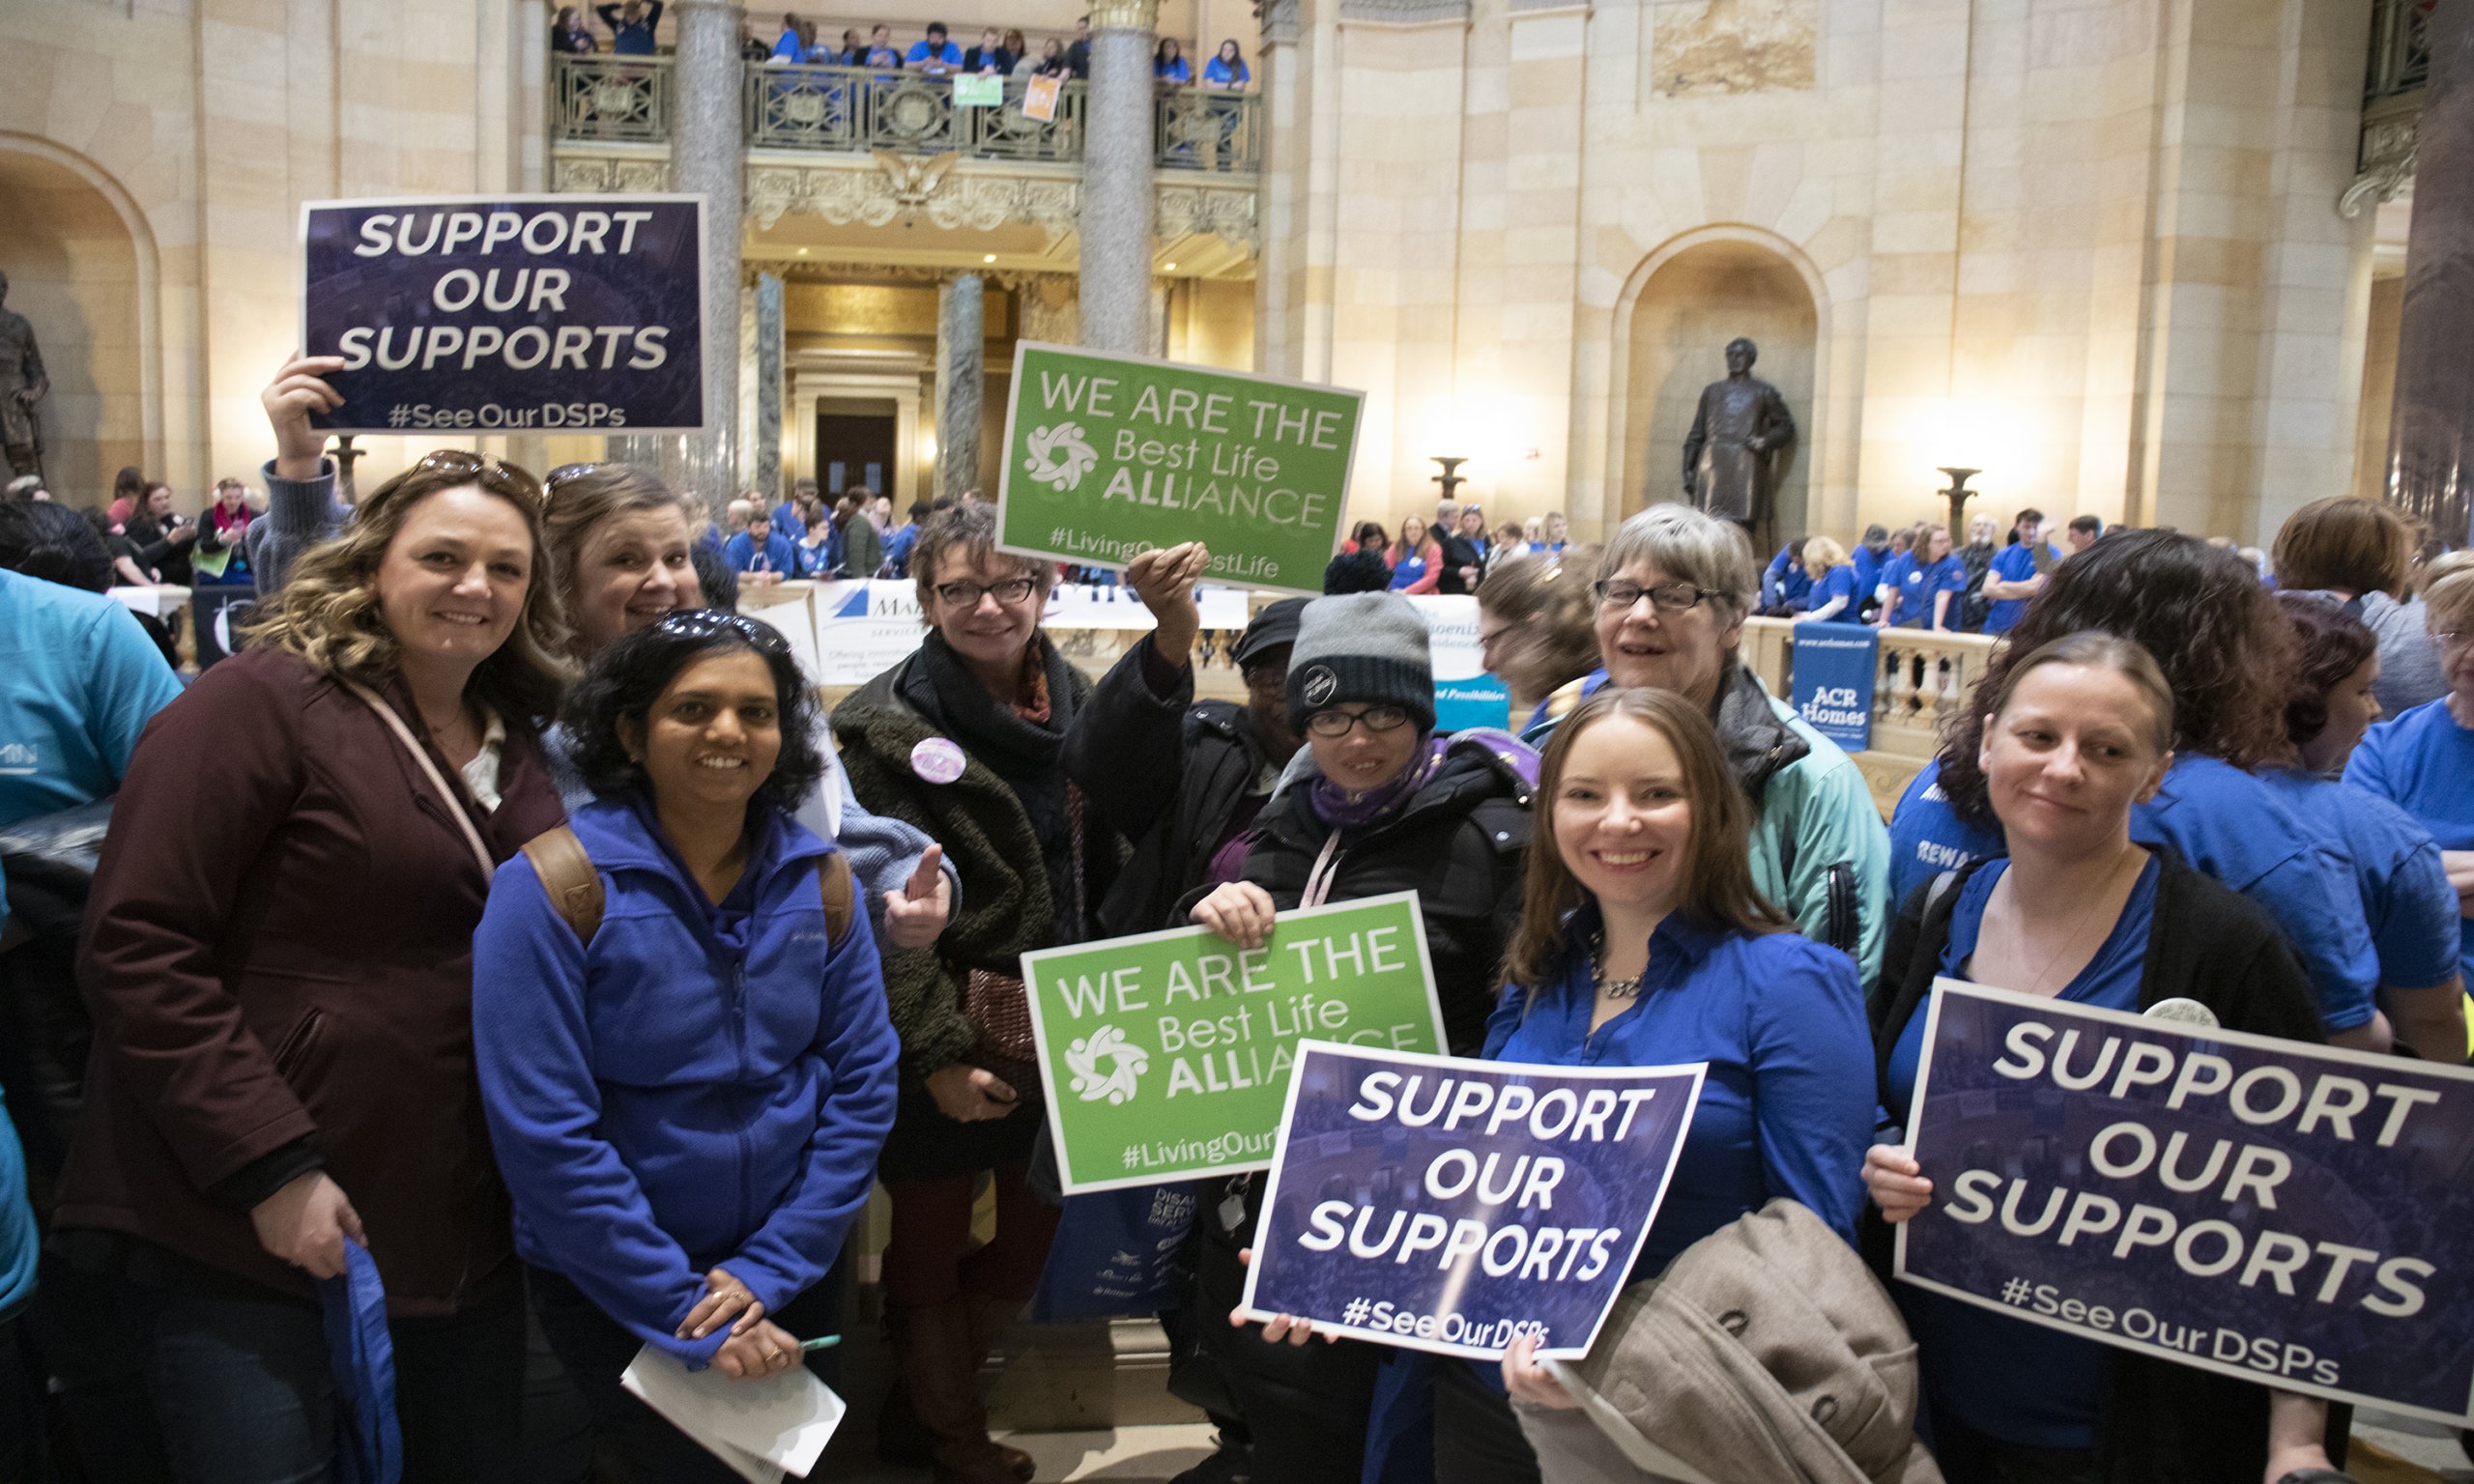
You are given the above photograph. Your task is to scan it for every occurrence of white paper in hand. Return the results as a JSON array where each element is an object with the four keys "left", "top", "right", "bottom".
[{"left": 620, "top": 1345, "right": 847, "bottom": 1482}]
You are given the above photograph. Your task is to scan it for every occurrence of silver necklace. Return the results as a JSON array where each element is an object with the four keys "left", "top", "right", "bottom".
[{"left": 1588, "top": 929, "right": 1646, "bottom": 1000}]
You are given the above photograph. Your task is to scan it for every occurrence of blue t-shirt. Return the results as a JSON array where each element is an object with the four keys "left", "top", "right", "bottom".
[
  {"left": 1203, "top": 56, "right": 1248, "bottom": 85},
  {"left": 2259, "top": 769, "right": 2460, "bottom": 991},
  {"left": 2345, "top": 698, "right": 2474, "bottom": 989},
  {"left": 1387, "top": 553, "right": 1428, "bottom": 590},
  {"left": 1850, "top": 545, "right": 1887, "bottom": 608},
  {"left": 883, "top": 523, "right": 919, "bottom": 578},
  {"left": 0, "top": 569, "right": 187, "bottom": 936},
  {"left": 1889, "top": 553, "right": 1966, "bottom": 629},
  {"left": 1982, "top": 541, "right": 2060, "bottom": 634},
  {"left": 1887, "top": 756, "right": 2379, "bottom": 1032},
  {"left": 1884, "top": 855, "right": 2159, "bottom": 1449},
  {"left": 1763, "top": 545, "right": 1813, "bottom": 610},
  {"left": 722, "top": 530, "right": 801, "bottom": 575},
  {"left": 1807, "top": 563, "right": 1862, "bottom": 624},
  {"left": 768, "top": 499, "right": 806, "bottom": 540},
  {"left": 1156, "top": 57, "right": 1191, "bottom": 80},
  {"left": 1484, "top": 908, "right": 1872, "bottom": 1275},
  {"left": 906, "top": 39, "right": 962, "bottom": 65}
]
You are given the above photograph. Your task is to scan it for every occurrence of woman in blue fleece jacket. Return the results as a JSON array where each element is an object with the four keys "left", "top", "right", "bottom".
[{"left": 474, "top": 611, "right": 899, "bottom": 1479}]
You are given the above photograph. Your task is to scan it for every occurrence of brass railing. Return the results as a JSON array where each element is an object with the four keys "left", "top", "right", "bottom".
[{"left": 550, "top": 55, "right": 1258, "bottom": 174}]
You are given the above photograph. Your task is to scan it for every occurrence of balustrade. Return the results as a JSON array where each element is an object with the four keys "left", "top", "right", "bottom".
[
  {"left": 1740, "top": 617, "right": 1999, "bottom": 814},
  {"left": 550, "top": 55, "right": 1257, "bottom": 175}
]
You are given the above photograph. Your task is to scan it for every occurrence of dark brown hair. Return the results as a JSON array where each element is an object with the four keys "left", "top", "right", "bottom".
[
  {"left": 2273, "top": 593, "right": 2377, "bottom": 747},
  {"left": 1938, "top": 528, "right": 2293, "bottom": 829},
  {"left": 1502, "top": 687, "right": 1789, "bottom": 994},
  {"left": 2271, "top": 497, "right": 2413, "bottom": 598}
]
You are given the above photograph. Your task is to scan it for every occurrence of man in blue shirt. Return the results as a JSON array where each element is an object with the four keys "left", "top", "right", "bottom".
[
  {"left": 1980, "top": 508, "right": 2063, "bottom": 634},
  {"left": 721, "top": 512, "right": 801, "bottom": 585},
  {"left": 595, "top": 0, "right": 662, "bottom": 55},
  {"left": 1759, "top": 540, "right": 1813, "bottom": 614},
  {"left": 906, "top": 21, "right": 963, "bottom": 75},
  {"left": 1846, "top": 524, "right": 1890, "bottom": 621}
]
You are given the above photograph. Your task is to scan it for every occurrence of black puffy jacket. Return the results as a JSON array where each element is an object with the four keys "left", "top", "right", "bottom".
[{"left": 1214, "top": 736, "right": 1534, "bottom": 1054}]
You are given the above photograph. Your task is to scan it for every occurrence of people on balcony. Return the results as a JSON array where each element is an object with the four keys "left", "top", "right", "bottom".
[
  {"left": 1066, "top": 14, "right": 1090, "bottom": 77},
  {"left": 769, "top": 13, "right": 816, "bottom": 64},
  {"left": 964, "top": 26, "right": 1014, "bottom": 74},
  {"left": 595, "top": 0, "right": 661, "bottom": 56},
  {"left": 1021, "top": 37, "right": 1069, "bottom": 77},
  {"left": 1154, "top": 37, "right": 1192, "bottom": 82},
  {"left": 862, "top": 23, "right": 902, "bottom": 70},
  {"left": 907, "top": 21, "right": 964, "bottom": 77}
]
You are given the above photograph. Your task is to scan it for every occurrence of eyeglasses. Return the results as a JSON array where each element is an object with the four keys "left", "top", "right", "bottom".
[
  {"left": 934, "top": 576, "right": 1040, "bottom": 609},
  {"left": 2434, "top": 629, "right": 2471, "bottom": 652},
  {"left": 1306, "top": 704, "right": 1412, "bottom": 738},
  {"left": 405, "top": 449, "right": 544, "bottom": 508},
  {"left": 1594, "top": 579, "right": 1725, "bottom": 614},
  {"left": 650, "top": 608, "right": 791, "bottom": 656}
]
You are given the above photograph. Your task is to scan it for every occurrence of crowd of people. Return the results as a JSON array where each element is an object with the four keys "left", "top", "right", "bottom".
[
  {"left": 548, "top": 2, "right": 1255, "bottom": 90},
  {"left": 0, "top": 353, "right": 2467, "bottom": 1484}
]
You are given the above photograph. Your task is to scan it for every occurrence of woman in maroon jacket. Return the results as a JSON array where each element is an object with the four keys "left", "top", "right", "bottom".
[{"left": 55, "top": 450, "right": 572, "bottom": 1484}]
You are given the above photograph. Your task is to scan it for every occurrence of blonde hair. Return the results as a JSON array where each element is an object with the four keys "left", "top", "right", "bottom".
[
  {"left": 1597, "top": 503, "right": 1755, "bottom": 612},
  {"left": 2427, "top": 567, "right": 2474, "bottom": 634},
  {"left": 1802, "top": 535, "right": 1846, "bottom": 574},
  {"left": 245, "top": 459, "right": 573, "bottom": 721}
]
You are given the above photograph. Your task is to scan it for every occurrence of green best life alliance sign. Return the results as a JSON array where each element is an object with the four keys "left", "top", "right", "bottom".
[
  {"left": 1021, "top": 893, "right": 1448, "bottom": 1194},
  {"left": 996, "top": 341, "right": 1364, "bottom": 596}
]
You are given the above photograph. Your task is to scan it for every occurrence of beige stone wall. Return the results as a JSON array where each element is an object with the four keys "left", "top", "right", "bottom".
[
  {"left": 1256, "top": 0, "right": 2383, "bottom": 549},
  {"left": 1, "top": 0, "right": 545, "bottom": 512}
]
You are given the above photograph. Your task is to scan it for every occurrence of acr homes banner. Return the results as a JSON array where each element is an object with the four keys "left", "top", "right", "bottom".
[
  {"left": 1020, "top": 893, "right": 1449, "bottom": 1195},
  {"left": 1898, "top": 980, "right": 2474, "bottom": 1426},
  {"left": 996, "top": 342, "right": 1364, "bottom": 596},
  {"left": 301, "top": 194, "right": 705, "bottom": 435},
  {"left": 1240, "top": 1042, "right": 1704, "bottom": 1360},
  {"left": 1789, "top": 622, "right": 1877, "bottom": 751}
]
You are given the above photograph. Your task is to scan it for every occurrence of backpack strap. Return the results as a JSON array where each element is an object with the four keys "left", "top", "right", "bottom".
[
  {"left": 819, "top": 850, "right": 855, "bottom": 948},
  {"left": 522, "top": 825, "right": 607, "bottom": 943}
]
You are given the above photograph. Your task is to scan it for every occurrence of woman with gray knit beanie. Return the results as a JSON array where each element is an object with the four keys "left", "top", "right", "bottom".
[{"left": 1178, "top": 590, "right": 1539, "bottom": 1484}]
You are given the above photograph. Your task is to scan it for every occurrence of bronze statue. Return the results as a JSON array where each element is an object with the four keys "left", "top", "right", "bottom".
[
  {"left": 0, "top": 271, "right": 48, "bottom": 480},
  {"left": 1679, "top": 336, "right": 1794, "bottom": 533}
]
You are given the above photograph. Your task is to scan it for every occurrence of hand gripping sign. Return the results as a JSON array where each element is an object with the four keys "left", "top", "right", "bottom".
[
  {"left": 1240, "top": 1042, "right": 1704, "bottom": 1360},
  {"left": 301, "top": 194, "right": 705, "bottom": 434},
  {"left": 1898, "top": 980, "right": 2474, "bottom": 1425}
]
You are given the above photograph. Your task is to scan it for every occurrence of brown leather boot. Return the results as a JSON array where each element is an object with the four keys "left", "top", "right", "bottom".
[
  {"left": 887, "top": 1298, "right": 1026, "bottom": 1484},
  {"left": 964, "top": 1294, "right": 1038, "bottom": 1482}
]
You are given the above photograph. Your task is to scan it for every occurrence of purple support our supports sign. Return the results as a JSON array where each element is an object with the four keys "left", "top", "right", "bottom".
[
  {"left": 1239, "top": 1042, "right": 1703, "bottom": 1360},
  {"left": 301, "top": 195, "right": 705, "bottom": 436},
  {"left": 1898, "top": 980, "right": 2474, "bottom": 1426}
]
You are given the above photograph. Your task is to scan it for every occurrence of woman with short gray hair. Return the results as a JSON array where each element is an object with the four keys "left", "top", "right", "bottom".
[{"left": 1531, "top": 503, "right": 1890, "bottom": 985}]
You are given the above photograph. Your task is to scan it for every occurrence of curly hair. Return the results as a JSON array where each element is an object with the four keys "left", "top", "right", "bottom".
[
  {"left": 2273, "top": 593, "right": 2377, "bottom": 748},
  {"left": 909, "top": 500, "right": 1050, "bottom": 615},
  {"left": 1502, "top": 687, "right": 1790, "bottom": 996},
  {"left": 243, "top": 456, "right": 573, "bottom": 723},
  {"left": 1937, "top": 528, "right": 2296, "bottom": 830},
  {"left": 561, "top": 611, "right": 826, "bottom": 813}
]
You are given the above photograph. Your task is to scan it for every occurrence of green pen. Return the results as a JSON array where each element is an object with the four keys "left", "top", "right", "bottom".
[{"left": 799, "top": 1334, "right": 843, "bottom": 1352}]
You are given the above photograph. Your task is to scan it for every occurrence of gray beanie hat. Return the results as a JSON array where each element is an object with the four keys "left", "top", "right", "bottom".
[{"left": 1286, "top": 591, "right": 1435, "bottom": 732}]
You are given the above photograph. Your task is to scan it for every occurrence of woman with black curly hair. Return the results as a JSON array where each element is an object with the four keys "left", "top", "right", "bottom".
[
  {"left": 1884, "top": 528, "right": 2391, "bottom": 1051},
  {"left": 473, "top": 610, "right": 899, "bottom": 1481}
]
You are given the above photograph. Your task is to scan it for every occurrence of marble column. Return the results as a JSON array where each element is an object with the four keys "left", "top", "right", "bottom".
[
  {"left": 936, "top": 273, "right": 986, "bottom": 500},
  {"left": 753, "top": 271, "right": 784, "bottom": 500},
  {"left": 671, "top": 0, "right": 746, "bottom": 503},
  {"left": 1079, "top": 0, "right": 1158, "bottom": 354},
  {"left": 2386, "top": 0, "right": 2474, "bottom": 546}
]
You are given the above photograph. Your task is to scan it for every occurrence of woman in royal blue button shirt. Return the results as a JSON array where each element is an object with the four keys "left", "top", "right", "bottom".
[
  {"left": 1863, "top": 632, "right": 2342, "bottom": 1484},
  {"left": 1489, "top": 687, "right": 1873, "bottom": 1458}
]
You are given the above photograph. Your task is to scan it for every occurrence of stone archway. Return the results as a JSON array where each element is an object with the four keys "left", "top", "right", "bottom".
[
  {"left": 0, "top": 139, "right": 156, "bottom": 504},
  {"left": 1616, "top": 233, "right": 1822, "bottom": 547}
]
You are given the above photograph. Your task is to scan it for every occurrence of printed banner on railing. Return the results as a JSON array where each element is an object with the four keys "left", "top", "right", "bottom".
[
  {"left": 300, "top": 194, "right": 705, "bottom": 434},
  {"left": 1020, "top": 894, "right": 1448, "bottom": 1194},
  {"left": 996, "top": 342, "right": 1363, "bottom": 595},
  {"left": 1240, "top": 1042, "right": 1704, "bottom": 1359},
  {"left": 1790, "top": 623, "right": 1877, "bottom": 750},
  {"left": 1897, "top": 980, "right": 2474, "bottom": 1426},
  {"left": 1021, "top": 74, "right": 1061, "bottom": 122},
  {"left": 1403, "top": 594, "right": 1510, "bottom": 733}
]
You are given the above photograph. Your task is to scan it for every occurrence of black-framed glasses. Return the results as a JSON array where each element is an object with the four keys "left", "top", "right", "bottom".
[
  {"left": 934, "top": 576, "right": 1040, "bottom": 609},
  {"left": 404, "top": 449, "right": 544, "bottom": 507},
  {"left": 1306, "top": 704, "right": 1412, "bottom": 738},
  {"left": 650, "top": 608, "right": 791, "bottom": 656},
  {"left": 1594, "top": 578, "right": 1723, "bottom": 614}
]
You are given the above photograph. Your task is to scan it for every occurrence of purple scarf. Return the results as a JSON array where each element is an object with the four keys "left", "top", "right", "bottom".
[{"left": 1309, "top": 734, "right": 1446, "bottom": 830}]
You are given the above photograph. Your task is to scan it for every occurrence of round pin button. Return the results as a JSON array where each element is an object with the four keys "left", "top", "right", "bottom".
[{"left": 910, "top": 736, "right": 966, "bottom": 785}]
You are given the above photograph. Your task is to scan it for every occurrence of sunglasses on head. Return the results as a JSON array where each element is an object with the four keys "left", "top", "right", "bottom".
[
  {"left": 399, "top": 449, "right": 545, "bottom": 508},
  {"left": 649, "top": 608, "right": 792, "bottom": 656}
]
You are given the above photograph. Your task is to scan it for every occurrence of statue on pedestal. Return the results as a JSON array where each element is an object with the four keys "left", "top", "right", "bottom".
[
  {"left": 0, "top": 271, "right": 49, "bottom": 481},
  {"left": 1679, "top": 336, "right": 1794, "bottom": 537}
]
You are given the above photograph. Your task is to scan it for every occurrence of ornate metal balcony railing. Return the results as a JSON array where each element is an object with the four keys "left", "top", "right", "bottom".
[
  {"left": 557, "top": 54, "right": 674, "bottom": 144},
  {"left": 2344, "top": 0, "right": 2434, "bottom": 215},
  {"left": 550, "top": 55, "right": 1257, "bottom": 175},
  {"left": 2366, "top": 0, "right": 2433, "bottom": 106}
]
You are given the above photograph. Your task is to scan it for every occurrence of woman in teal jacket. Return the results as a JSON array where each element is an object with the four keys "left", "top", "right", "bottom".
[{"left": 474, "top": 611, "right": 900, "bottom": 1481}]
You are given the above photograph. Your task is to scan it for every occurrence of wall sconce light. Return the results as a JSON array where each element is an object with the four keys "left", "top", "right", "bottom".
[
  {"left": 919, "top": 433, "right": 939, "bottom": 465},
  {"left": 1430, "top": 455, "right": 1470, "bottom": 503}
]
